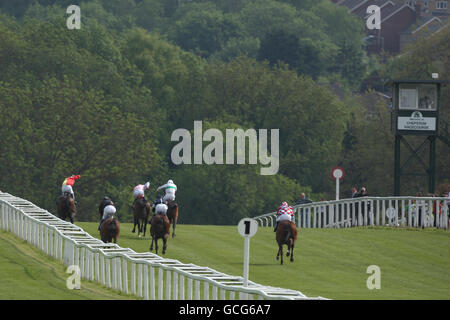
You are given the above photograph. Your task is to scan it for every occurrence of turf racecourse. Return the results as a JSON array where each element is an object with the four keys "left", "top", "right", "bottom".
[
  {"left": 75, "top": 222, "right": 450, "bottom": 300},
  {"left": 0, "top": 229, "right": 138, "bottom": 299},
  {"left": 1, "top": 222, "right": 449, "bottom": 300}
]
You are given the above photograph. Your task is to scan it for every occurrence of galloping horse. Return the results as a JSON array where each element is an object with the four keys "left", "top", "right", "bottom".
[
  {"left": 132, "top": 198, "right": 151, "bottom": 237},
  {"left": 166, "top": 200, "right": 178, "bottom": 238},
  {"left": 150, "top": 214, "right": 170, "bottom": 255},
  {"left": 57, "top": 193, "right": 76, "bottom": 224},
  {"left": 100, "top": 218, "right": 120, "bottom": 243},
  {"left": 276, "top": 220, "right": 297, "bottom": 265}
]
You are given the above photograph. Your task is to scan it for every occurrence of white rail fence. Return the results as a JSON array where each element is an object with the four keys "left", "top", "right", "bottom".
[
  {"left": 0, "top": 191, "right": 325, "bottom": 300},
  {"left": 254, "top": 196, "right": 450, "bottom": 230}
]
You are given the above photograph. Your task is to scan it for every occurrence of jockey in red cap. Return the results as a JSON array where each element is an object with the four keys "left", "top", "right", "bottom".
[
  {"left": 274, "top": 201, "right": 294, "bottom": 232},
  {"left": 61, "top": 174, "right": 81, "bottom": 200}
]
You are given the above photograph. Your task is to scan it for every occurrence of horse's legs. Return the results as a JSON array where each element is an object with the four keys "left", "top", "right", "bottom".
[
  {"left": 150, "top": 236, "right": 154, "bottom": 251},
  {"left": 137, "top": 220, "right": 142, "bottom": 237},
  {"left": 290, "top": 242, "right": 294, "bottom": 262},
  {"left": 143, "top": 220, "right": 147, "bottom": 238},
  {"left": 155, "top": 238, "right": 158, "bottom": 255},
  {"left": 162, "top": 237, "right": 167, "bottom": 254},
  {"left": 172, "top": 218, "right": 176, "bottom": 238},
  {"left": 279, "top": 245, "right": 283, "bottom": 265},
  {"left": 132, "top": 216, "right": 137, "bottom": 233}
]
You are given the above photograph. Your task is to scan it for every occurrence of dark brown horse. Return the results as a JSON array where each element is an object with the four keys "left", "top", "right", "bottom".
[
  {"left": 57, "top": 194, "right": 76, "bottom": 224},
  {"left": 100, "top": 218, "right": 120, "bottom": 243},
  {"left": 150, "top": 214, "right": 170, "bottom": 255},
  {"left": 276, "top": 220, "right": 297, "bottom": 265},
  {"left": 132, "top": 198, "right": 151, "bottom": 237},
  {"left": 166, "top": 200, "right": 178, "bottom": 238}
]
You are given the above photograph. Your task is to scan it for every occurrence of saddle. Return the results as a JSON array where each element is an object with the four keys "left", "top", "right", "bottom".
[{"left": 167, "top": 200, "right": 177, "bottom": 209}]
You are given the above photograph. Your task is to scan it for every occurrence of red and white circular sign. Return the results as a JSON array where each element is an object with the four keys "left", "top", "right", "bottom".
[{"left": 331, "top": 166, "right": 345, "bottom": 181}]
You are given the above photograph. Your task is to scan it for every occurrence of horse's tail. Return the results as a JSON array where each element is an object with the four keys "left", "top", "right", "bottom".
[
  {"left": 284, "top": 222, "right": 292, "bottom": 244},
  {"left": 108, "top": 219, "right": 117, "bottom": 235}
]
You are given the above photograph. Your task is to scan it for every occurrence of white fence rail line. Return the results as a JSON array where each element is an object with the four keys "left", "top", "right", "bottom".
[
  {"left": 0, "top": 191, "right": 325, "bottom": 300},
  {"left": 254, "top": 196, "right": 450, "bottom": 230}
]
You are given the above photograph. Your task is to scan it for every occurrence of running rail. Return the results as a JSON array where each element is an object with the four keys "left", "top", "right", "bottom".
[
  {"left": 0, "top": 191, "right": 326, "bottom": 300},
  {"left": 253, "top": 196, "right": 449, "bottom": 230}
]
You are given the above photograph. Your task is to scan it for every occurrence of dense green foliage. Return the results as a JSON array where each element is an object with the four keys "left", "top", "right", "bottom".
[{"left": 0, "top": 0, "right": 448, "bottom": 224}]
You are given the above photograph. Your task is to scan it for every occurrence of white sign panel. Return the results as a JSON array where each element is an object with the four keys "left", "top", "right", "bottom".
[
  {"left": 398, "top": 111, "right": 436, "bottom": 131},
  {"left": 237, "top": 218, "right": 258, "bottom": 238}
]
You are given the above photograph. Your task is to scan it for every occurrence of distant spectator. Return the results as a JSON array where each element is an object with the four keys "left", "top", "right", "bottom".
[
  {"left": 294, "top": 193, "right": 313, "bottom": 205},
  {"left": 355, "top": 187, "right": 368, "bottom": 198},
  {"left": 415, "top": 192, "right": 424, "bottom": 229},
  {"left": 354, "top": 187, "right": 369, "bottom": 225},
  {"left": 351, "top": 187, "right": 358, "bottom": 198},
  {"left": 319, "top": 198, "right": 327, "bottom": 227},
  {"left": 294, "top": 193, "right": 313, "bottom": 227}
]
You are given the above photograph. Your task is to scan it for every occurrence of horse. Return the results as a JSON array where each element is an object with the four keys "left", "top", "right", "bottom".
[
  {"left": 100, "top": 218, "right": 120, "bottom": 243},
  {"left": 149, "top": 214, "right": 170, "bottom": 255},
  {"left": 57, "top": 193, "right": 76, "bottom": 224},
  {"left": 276, "top": 220, "right": 297, "bottom": 265},
  {"left": 166, "top": 200, "right": 178, "bottom": 238},
  {"left": 132, "top": 198, "right": 151, "bottom": 237}
]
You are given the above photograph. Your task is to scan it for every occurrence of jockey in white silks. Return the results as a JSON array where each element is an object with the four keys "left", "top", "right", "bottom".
[
  {"left": 274, "top": 201, "right": 295, "bottom": 232},
  {"left": 153, "top": 196, "right": 168, "bottom": 215},
  {"left": 157, "top": 180, "right": 177, "bottom": 203},
  {"left": 149, "top": 196, "right": 168, "bottom": 226},
  {"left": 98, "top": 204, "right": 116, "bottom": 230},
  {"left": 132, "top": 182, "right": 150, "bottom": 210}
]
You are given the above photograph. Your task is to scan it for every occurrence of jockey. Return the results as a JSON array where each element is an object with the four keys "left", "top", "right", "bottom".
[
  {"left": 149, "top": 196, "right": 168, "bottom": 226},
  {"left": 61, "top": 174, "right": 81, "bottom": 201},
  {"left": 153, "top": 195, "right": 168, "bottom": 215},
  {"left": 99, "top": 196, "right": 114, "bottom": 217},
  {"left": 274, "top": 201, "right": 294, "bottom": 232},
  {"left": 98, "top": 204, "right": 116, "bottom": 231},
  {"left": 132, "top": 181, "right": 150, "bottom": 209},
  {"left": 157, "top": 180, "right": 177, "bottom": 203}
]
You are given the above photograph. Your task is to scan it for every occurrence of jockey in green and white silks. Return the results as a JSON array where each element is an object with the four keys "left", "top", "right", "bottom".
[{"left": 157, "top": 180, "right": 177, "bottom": 203}]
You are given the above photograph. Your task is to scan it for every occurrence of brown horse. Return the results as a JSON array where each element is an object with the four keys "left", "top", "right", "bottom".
[
  {"left": 276, "top": 220, "right": 297, "bottom": 265},
  {"left": 166, "top": 200, "right": 178, "bottom": 238},
  {"left": 100, "top": 218, "right": 120, "bottom": 243},
  {"left": 57, "top": 194, "right": 76, "bottom": 224},
  {"left": 132, "top": 198, "right": 151, "bottom": 237},
  {"left": 150, "top": 214, "right": 170, "bottom": 255}
]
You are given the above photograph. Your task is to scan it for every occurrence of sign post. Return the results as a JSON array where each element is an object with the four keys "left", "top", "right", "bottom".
[
  {"left": 331, "top": 167, "right": 345, "bottom": 200},
  {"left": 237, "top": 218, "right": 258, "bottom": 287}
]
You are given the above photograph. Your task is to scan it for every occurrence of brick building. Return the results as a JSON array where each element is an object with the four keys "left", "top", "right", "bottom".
[{"left": 334, "top": 0, "right": 449, "bottom": 54}]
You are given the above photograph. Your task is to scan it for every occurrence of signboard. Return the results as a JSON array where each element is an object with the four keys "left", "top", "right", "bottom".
[
  {"left": 237, "top": 218, "right": 258, "bottom": 288},
  {"left": 237, "top": 218, "right": 258, "bottom": 238},
  {"left": 331, "top": 167, "right": 345, "bottom": 200},
  {"left": 397, "top": 111, "right": 436, "bottom": 131},
  {"left": 331, "top": 167, "right": 345, "bottom": 181}
]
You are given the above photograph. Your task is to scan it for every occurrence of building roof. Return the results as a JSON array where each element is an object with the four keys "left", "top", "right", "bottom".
[
  {"left": 381, "top": 3, "right": 415, "bottom": 22},
  {"left": 340, "top": 0, "right": 369, "bottom": 11}
]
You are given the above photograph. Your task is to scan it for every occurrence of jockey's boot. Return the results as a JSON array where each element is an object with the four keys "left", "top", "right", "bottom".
[
  {"left": 273, "top": 222, "right": 278, "bottom": 232},
  {"left": 132, "top": 198, "right": 137, "bottom": 210},
  {"left": 98, "top": 219, "right": 104, "bottom": 231}
]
